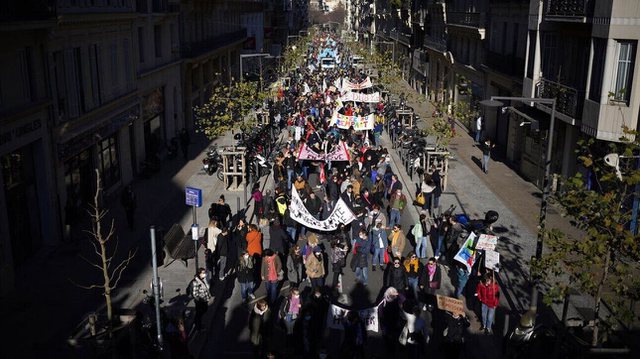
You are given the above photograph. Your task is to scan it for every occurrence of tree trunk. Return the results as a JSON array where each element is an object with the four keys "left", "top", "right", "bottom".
[{"left": 592, "top": 247, "right": 612, "bottom": 346}]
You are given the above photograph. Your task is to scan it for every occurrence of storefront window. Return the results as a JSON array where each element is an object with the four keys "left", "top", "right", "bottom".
[{"left": 98, "top": 135, "right": 120, "bottom": 189}]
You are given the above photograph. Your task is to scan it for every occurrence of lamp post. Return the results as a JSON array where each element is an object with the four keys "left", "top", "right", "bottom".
[{"left": 483, "top": 96, "right": 556, "bottom": 315}]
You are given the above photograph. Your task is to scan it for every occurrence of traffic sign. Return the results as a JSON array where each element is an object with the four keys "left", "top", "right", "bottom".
[{"left": 185, "top": 187, "right": 203, "bottom": 207}]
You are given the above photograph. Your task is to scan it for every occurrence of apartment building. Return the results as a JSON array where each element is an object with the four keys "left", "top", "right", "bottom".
[{"left": 0, "top": 2, "right": 58, "bottom": 295}]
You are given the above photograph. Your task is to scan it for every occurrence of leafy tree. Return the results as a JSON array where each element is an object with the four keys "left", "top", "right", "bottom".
[
  {"left": 532, "top": 128, "right": 640, "bottom": 346},
  {"left": 195, "top": 80, "right": 268, "bottom": 139}
]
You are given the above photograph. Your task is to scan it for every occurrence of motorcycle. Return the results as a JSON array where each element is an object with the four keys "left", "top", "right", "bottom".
[{"left": 202, "top": 145, "right": 223, "bottom": 179}]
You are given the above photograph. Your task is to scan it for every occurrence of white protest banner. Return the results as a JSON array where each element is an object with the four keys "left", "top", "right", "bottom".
[
  {"left": 485, "top": 249, "right": 500, "bottom": 272},
  {"left": 290, "top": 187, "right": 357, "bottom": 231},
  {"left": 339, "top": 91, "right": 381, "bottom": 103},
  {"left": 326, "top": 303, "right": 380, "bottom": 332},
  {"left": 297, "top": 144, "right": 325, "bottom": 161},
  {"left": 436, "top": 295, "right": 465, "bottom": 315},
  {"left": 297, "top": 142, "right": 350, "bottom": 162},
  {"left": 326, "top": 141, "right": 351, "bottom": 161},
  {"left": 343, "top": 77, "right": 373, "bottom": 91},
  {"left": 454, "top": 232, "right": 477, "bottom": 272},
  {"left": 475, "top": 234, "right": 498, "bottom": 251},
  {"left": 330, "top": 112, "right": 375, "bottom": 131}
]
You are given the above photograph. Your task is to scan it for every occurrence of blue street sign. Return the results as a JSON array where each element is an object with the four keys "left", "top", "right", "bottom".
[{"left": 185, "top": 187, "right": 203, "bottom": 207}]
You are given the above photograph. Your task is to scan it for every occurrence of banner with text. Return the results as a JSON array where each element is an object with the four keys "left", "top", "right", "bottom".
[
  {"left": 297, "top": 141, "right": 350, "bottom": 162},
  {"left": 289, "top": 187, "right": 357, "bottom": 231},
  {"left": 329, "top": 112, "right": 375, "bottom": 131},
  {"left": 339, "top": 91, "right": 381, "bottom": 103},
  {"left": 454, "top": 232, "right": 478, "bottom": 272},
  {"left": 436, "top": 295, "right": 466, "bottom": 315},
  {"left": 326, "top": 302, "right": 380, "bottom": 332},
  {"left": 343, "top": 77, "right": 373, "bottom": 91}
]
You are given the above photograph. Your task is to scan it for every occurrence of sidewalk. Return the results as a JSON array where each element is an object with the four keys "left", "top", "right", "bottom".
[{"left": 0, "top": 130, "right": 252, "bottom": 359}]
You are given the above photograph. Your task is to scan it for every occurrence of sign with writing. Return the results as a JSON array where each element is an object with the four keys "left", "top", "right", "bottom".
[
  {"left": 454, "top": 232, "right": 477, "bottom": 272},
  {"left": 326, "top": 303, "right": 379, "bottom": 332},
  {"left": 297, "top": 141, "right": 350, "bottom": 162},
  {"left": 485, "top": 249, "right": 500, "bottom": 272},
  {"left": 436, "top": 295, "right": 465, "bottom": 315},
  {"left": 339, "top": 91, "right": 381, "bottom": 103},
  {"left": 475, "top": 234, "right": 498, "bottom": 251},
  {"left": 342, "top": 77, "right": 373, "bottom": 91},
  {"left": 330, "top": 112, "right": 375, "bottom": 131},
  {"left": 185, "top": 187, "right": 203, "bottom": 207},
  {"left": 289, "top": 187, "right": 356, "bottom": 231}
]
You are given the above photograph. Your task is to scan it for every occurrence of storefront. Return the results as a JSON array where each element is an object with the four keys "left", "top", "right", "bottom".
[{"left": 142, "top": 88, "right": 164, "bottom": 160}]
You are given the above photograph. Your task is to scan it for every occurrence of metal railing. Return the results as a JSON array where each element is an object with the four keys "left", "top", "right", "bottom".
[
  {"left": 180, "top": 29, "right": 246, "bottom": 59},
  {"left": 446, "top": 12, "right": 484, "bottom": 28},
  {"left": 423, "top": 35, "right": 447, "bottom": 53},
  {"left": 545, "top": 0, "right": 592, "bottom": 18},
  {"left": 535, "top": 78, "right": 581, "bottom": 118}
]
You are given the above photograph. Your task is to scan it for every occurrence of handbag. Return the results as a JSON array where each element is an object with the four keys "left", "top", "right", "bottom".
[
  {"left": 414, "top": 192, "right": 425, "bottom": 206},
  {"left": 429, "top": 280, "right": 440, "bottom": 289},
  {"left": 383, "top": 249, "right": 390, "bottom": 264}
]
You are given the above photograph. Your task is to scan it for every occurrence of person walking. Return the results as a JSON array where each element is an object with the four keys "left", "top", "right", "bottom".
[
  {"left": 475, "top": 115, "right": 483, "bottom": 144},
  {"left": 371, "top": 219, "right": 388, "bottom": 271},
  {"left": 342, "top": 311, "right": 367, "bottom": 359},
  {"left": 412, "top": 214, "right": 429, "bottom": 259},
  {"left": 305, "top": 247, "right": 326, "bottom": 289},
  {"left": 190, "top": 268, "right": 212, "bottom": 331},
  {"left": 329, "top": 238, "right": 348, "bottom": 291},
  {"left": 403, "top": 251, "right": 424, "bottom": 301},
  {"left": 388, "top": 189, "right": 407, "bottom": 228},
  {"left": 279, "top": 287, "right": 303, "bottom": 337},
  {"left": 211, "top": 195, "right": 232, "bottom": 228},
  {"left": 261, "top": 249, "right": 283, "bottom": 304},
  {"left": 120, "top": 185, "right": 136, "bottom": 231},
  {"left": 476, "top": 272, "right": 500, "bottom": 334},
  {"left": 238, "top": 250, "right": 256, "bottom": 303},
  {"left": 246, "top": 224, "right": 263, "bottom": 259},
  {"left": 286, "top": 245, "right": 305, "bottom": 287},
  {"left": 351, "top": 239, "right": 369, "bottom": 286},
  {"left": 442, "top": 311, "right": 470, "bottom": 359},
  {"left": 249, "top": 299, "right": 272, "bottom": 359},
  {"left": 481, "top": 139, "right": 495, "bottom": 174},
  {"left": 389, "top": 224, "right": 407, "bottom": 259},
  {"left": 384, "top": 257, "right": 408, "bottom": 293},
  {"left": 215, "top": 227, "right": 232, "bottom": 280},
  {"left": 179, "top": 128, "right": 190, "bottom": 160}
]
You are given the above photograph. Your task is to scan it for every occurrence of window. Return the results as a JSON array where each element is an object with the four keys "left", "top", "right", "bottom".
[
  {"left": 123, "top": 39, "right": 133, "bottom": 90},
  {"left": 154, "top": 25, "right": 162, "bottom": 58},
  {"left": 110, "top": 42, "right": 119, "bottom": 88},
  {"left": 542, "top": 33, "right": 558, "bottom": 80},
  {"left": 612, "top": 40, "right": 636, "bottom": 102},
  {"left": 53, "top": 51, "right": 67, "bottom": 120},
  {"left": 74, "top": 47, "right": 86, "bottom": 113},
  {"left": 89, "top": 44, "right": 101, "bottom": 108},
  {"left": 98, "top": 135, "right": 120, "bottom": 189},
  {"left": 526, "top": 30, "right": 536, "bottom": 78},
  {"left": 589, "top": 38, "right": 606, "bottom": 102},
  {"left": 138, "top": 27, "right": 145, "bottom": 63}
]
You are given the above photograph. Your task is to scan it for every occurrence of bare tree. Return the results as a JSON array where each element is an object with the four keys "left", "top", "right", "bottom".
[{"left": 71, "top": 169, "right": 137, "bottom": 327}]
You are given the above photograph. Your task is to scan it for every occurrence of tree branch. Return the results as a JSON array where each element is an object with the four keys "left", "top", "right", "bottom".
[{"left": 109, "top": 248, "right": 137, "bottom": 290}]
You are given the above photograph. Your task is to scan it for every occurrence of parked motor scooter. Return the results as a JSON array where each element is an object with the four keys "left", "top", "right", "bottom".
[{"left": 202, "top": 145, "right": 221, "bottom": 176}]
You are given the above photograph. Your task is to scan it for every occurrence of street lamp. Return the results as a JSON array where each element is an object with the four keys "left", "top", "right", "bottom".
[{"left": 483, "top": 96, "right": 557, "bottom": 316}]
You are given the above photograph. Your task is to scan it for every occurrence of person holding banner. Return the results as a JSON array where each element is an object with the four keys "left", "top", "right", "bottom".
[{"left": 475, "top": 272, "right": 500, "bottom": 334}]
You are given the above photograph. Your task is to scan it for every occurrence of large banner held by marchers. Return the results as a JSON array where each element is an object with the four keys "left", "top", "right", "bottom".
[
  {"left": 342, "top": 77, "right": 373, "bottom": 91},
  {"left": 297, "top": 141, "right": 350, "bottom": 161},
  {"left": 326, "top": 302, "right": 380, "bottom": 332},
  {"left": 289, "top": 187, "right": 357, "bottom": 231},
  {"left": 339, "top": 91, "right": 381, "bottom": 103},
  {"left": 329, "top": 112, "right": 375, "bottom": 131}
]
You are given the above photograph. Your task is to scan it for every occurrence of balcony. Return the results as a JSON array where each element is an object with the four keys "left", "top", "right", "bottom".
[
  {"left": 446, "top": 12, "right": 484, "bottom": 29},
  {"left": 181, "top": 29, "right": 247, "bottom": 59},
  {"left": 535, "top": 78, "right": 582, "bottom": 118},
  {"left": 423, "top": 34, "right": 447, "bottom": 53},
  {"left": 544, "top": 0, "right": 594, "bottom": 22},
  {"left": 0, "top": 0, "right": 56, "bottom": 21},
  {"left": 485, "top": 51, "right": 525, "bottom": 78}
]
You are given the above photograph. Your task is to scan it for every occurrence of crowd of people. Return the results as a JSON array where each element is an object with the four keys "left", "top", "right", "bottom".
[{"left": 188, "top": 31, "right": 500, "bottom": 359}]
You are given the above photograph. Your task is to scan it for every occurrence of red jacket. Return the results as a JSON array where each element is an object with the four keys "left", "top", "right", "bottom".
[{"left": 476, "top": 281, "right": 499, "bottom": 308}]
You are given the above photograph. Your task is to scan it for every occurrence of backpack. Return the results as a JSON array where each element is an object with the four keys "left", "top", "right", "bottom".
[{"left": 186, "top": 279, "right": 195, "bottom": 298}]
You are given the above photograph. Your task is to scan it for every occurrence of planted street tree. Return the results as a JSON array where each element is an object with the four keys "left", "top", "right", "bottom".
[
  {"left": 72, "top": 169, "right": 137, "bottom": 335},
  {"left": 532, "top": 128, "right": 640, "bottom": 346},
  {"left": 195, "top": 80, "right": 268, "bottom": 139}
]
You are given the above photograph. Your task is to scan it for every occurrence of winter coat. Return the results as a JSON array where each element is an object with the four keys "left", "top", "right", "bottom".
[
  {"left": 304, "top": 195, "right": 322, "bottom": 215},
  {"left": 403, "top": 258, "right": 424, "bottom": 280},
  {"left": 216, "top": 232, "right": 230, "bottom": 257},
  {"left": 371, "top": 227, "right": 388, "bottom": 249},
  {"left": 261, "top": 254, "right": 282, "bottom": 282},
  {"left": 305, "top": 253, "right": 325, "bottom": 279},
  {"left": 326, "top": 180, "right": 339, "bottom": 201},
  {"left": 390, "top": 230, "right": 407, "bottom": 257},
  {"left": 246, "top": 229, "right": 263, "bottom": 257},
  {"left": 237, "top": 256, "right": 254, "bottom": 283},
  {"left": 268, "top": 224, "right": 288, "bottom": 254},
  {"left": 443, "top": 313, "right": 469, "bottom": 344},
  {"left": 384, "top": 265, "right": 408, "bottom": 289},
  {"left": 351, "top": 245, "right": 368, "bottom": 270},
  {"left": 249, "top": 305, "right": 271, "bottom": 346},
  {"left": 476, "top": 281, "right": 500, "bottom": 308},
  {"left": 420, "top": 264, "right": 442, "bottom": 289},
  {"left": 286, "top": 253, "right": 304, "bottom": 281}
]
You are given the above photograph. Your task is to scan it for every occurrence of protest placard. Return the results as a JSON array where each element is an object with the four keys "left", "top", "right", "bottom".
[
  {"left": 475, "top": 234, "right": 498, "bottom": 251},
  {"left": 454, "top": 232, "right": 477, "bottom": 272},
  {"left": 326, "top": 303, "right": 379, "bottom": 332},
  {"left": 485, "top": 249, "right": 500, "bottom": 272},
  {"left": 436, "top": 295, "right": 465, "bottom": 315}
]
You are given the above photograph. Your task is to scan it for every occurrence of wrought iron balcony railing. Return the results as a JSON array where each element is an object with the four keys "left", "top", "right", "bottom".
[
  {"left": 181, "top": 29, "right": 247, "bottom": 59},
  {"left": 423, "top": 35, "right": 447, "bottom": 53},
  {"left": 446, "top": 12, "right": 484, "bottom": 28},
  {"left": 535, "top": 78, "right": 582, "bottom": 118},
  {"left": 545, "top": 0, "right": 593, "bottom": 18}
]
